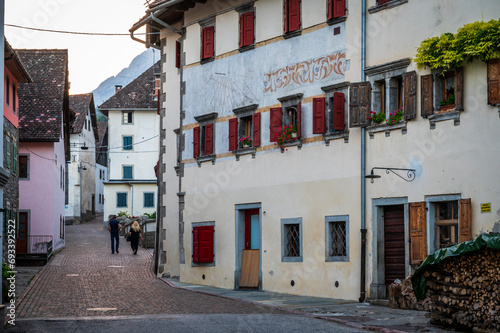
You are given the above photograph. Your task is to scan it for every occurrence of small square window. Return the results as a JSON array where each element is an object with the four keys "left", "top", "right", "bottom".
[
  {"left": 281, "top": 218, "right": 302, "bottom": 262},
  {"left": 123, "top": 111, "right": 133, "bottom": 124},
  {"left": 19, "top": 155, "right": 29, "bottom": 180}
]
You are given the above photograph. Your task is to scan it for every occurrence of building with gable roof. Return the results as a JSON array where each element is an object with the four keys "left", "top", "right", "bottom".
[
  {"left": 17, "top": 49, "right": 70, "bottom": 253},
  {"left": 66, "top": 93, "right": 98, "bottom": 224},
  {"left": 95, "top": 121, "right": 109, "bottom": 215},
  {"left": 99, "top": 62, "right": 160, "bottom": 221},
  {"left": 3, "top": 39, "right": 32, "bottom": 261}
]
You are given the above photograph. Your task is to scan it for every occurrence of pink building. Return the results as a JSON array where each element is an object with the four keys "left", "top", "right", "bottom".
[{"left": 17, "top": 49, "right": 71, "bottom": 253}]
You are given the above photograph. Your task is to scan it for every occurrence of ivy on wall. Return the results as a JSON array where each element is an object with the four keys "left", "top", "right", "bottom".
[{"left": 415, "top": 19, "right": 500, "bottom": 72}]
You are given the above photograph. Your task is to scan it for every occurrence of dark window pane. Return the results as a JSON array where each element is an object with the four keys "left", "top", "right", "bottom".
[
  {"left": 19, "top": 155, "right": 28, "bottom": 178},
  {"left": 285, "top": 224, "right": 300, "bottom": 257},
  {"left": 330, "top": 221, "right": 347, "bottom": 257}
]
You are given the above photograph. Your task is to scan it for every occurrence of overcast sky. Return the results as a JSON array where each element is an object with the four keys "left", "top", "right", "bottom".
[{"left": 5, "top": 0, "right": 151, "bottom": 94}]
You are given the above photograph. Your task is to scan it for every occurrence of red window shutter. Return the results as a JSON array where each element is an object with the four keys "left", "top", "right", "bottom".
[
  {"left": 204, "top": 123, "right": 214, "bottom": 155},
  {"left": 296, "top": 101, "right": 301, "bottom": 138},
  {"left": 378, "top": 0, "right": 390, "bottom": 4},
  {"left": 229, "top": 118, "right": 238, "bottom": 151},
  {"left": 284, "top": 0, "right": 289, "bottom": 33},
  {"left": 244, "top": 12, "right": 255, "bottom": 46},
  {"left": 192, "top": 227, "right": 200, "bottom": 263},
  {"left": 193, "top": 126, "right": 200, "bottom": 158},
  {"left": 202, "top": 26, "right": 214, "bottom": 59},
  {"left": 333, "top": 0, "right": 345, "bottom": 18},
  {"left": 176, "top": 41, "right": 181, "bottom": 68},
  {"left": 252, "top": 112, "right": 261, "bottom": 147},
  {"left": 312, "top": 97, "right": 326, "bottom": 134},
  {"left": 287, "top": 0, "right": 301, "bottom": 32},
  {"left": 270, "top": 107, "right": 282, "bottom": 142},
  {"left": 327, "top": 0, "right": 334, "bottom": 20},
  {"left": 239, "top": 14, "right": 244, "bottom": 48},
  {"left": 333, "top": 92, "right": 345, "bottom": 131},
  {"left": 199, "top": 226, "right": 214, "bottom": 263}
]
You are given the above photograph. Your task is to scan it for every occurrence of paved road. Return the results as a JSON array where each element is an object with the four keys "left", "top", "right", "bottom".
[{"left": 8, "top": 218, "right": 369, "bottom": 332}]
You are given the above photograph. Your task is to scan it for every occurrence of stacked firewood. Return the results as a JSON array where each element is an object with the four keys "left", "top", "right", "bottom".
[
  {"left": 423, "top": 247, "right": 500, "bottom": 331},
  {"left": 389, "top": 277, "right": 431, "bottom": 311}
]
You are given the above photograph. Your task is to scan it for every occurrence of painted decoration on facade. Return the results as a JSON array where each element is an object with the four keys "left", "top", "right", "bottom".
[{"left": 263, "top": 52, "right": 346, "bottom": 93}]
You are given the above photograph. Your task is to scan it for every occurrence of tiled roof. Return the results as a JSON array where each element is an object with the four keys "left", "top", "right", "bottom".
[
  {"left": 69, "top": 93, "right": 94, "bottom": 134},
  {"left": 17, "top": 49, "right": 69, "bottom": 142},
  {"left": 99, "top": 62, "right": 160, "bottom": 110}
]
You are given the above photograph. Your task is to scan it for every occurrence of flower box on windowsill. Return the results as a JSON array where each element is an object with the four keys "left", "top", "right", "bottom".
[
  {"left": 367, "top": 121, "right": 407, "bottom": 139},
  {"left": 278, "top": 139, "right": 302, "bottom": 153},
  {"left": 438, "top": 104, "right": 455, "bottom": 113}
]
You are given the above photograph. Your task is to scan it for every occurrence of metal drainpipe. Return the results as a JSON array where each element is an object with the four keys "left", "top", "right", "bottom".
[{"left": 360, "top": 0, "right": 367, "bottom": 303}]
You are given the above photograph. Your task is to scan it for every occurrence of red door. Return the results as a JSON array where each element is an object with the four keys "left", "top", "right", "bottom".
[
  {"left": 17, "top": 212, "right": 28, "bottom": 254},
  {"left": 384, "top": 205, "right": 405, "bottom": 287}
]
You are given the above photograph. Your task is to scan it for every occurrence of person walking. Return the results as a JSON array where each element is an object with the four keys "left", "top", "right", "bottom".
[
  {"left": 128, "top": 221, "right": 143, "bottom": 255},
  {"left": 108, "top": 215, "right": 121, "bottom": 254}
]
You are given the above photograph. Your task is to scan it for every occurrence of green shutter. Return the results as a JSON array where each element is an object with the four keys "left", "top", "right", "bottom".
[
  {"left": 6, "top": 139, "right": 11, "bottom": 169},
  {"left": 13, "top": 145, "right": 17, "bottom": 172},
  {"left": 123, "top": 136, "right": 132, "bottom": 150},
  {"left": 144, "top": 193, "right": 154, "bottom": 208},
  {"left": 117, "top": 193, "right": 127, "bottom": 208}
]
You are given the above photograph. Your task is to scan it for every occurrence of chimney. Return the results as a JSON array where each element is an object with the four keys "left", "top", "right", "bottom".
[{"left": 115, "top": 85, "right": 122, "bottom": 93}]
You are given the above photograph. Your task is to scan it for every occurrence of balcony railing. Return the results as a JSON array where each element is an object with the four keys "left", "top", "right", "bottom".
[{"left": 27, "top": 235, "right": 53, "bottom": 259}]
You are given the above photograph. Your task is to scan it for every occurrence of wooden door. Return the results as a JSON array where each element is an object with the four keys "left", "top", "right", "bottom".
[
  {"left": 17, "top": 212, "right": 28, "bottom": 254},
  {"left": 384, "top": 205, "right": 405, "bottom": 286},
  {"left": 240, "top": 209, "right": 259, "bottom": 288}
]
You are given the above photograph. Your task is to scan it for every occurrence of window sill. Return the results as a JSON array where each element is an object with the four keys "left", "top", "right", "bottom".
[
  {"left": 368, "top": 0, "right": 408, "bottom": 14},
  {"left": 326, "top": 256, "right": 349, "bottom": 262},
  {"left": 428, "top": 111, "right": 460, "bottom": 129},
  {"left": 283, "top": 30, "right": 301, "bottom": 40},
  {"left": 367, "top": 121, "right": 407, "bottom": 139},
  {"left": 327, "top": 16, "right": 347, "bottom": 26},
  {"left": 192, "top": 261, "right": 215, "bottom": 267},
  {"left": 200, "top": 57, "right": 214, "bottom": 65},
  {"left": 279, "top": 139, "right": 302, "bottom": 153},
  {"left": 323, "top": 130, "right": 349, "bottom": 145},
  {"left": 234, "top": 146, "right": 256, "bottom": 161},
  {"left": 282, "top": 256, "right": 303, "bottom": 263},
  {"left": 196, "top": 154, "right": 216, "bottom": 167},
  {"left": 238, "top": 44, "right": 255, "bottom": 53}
]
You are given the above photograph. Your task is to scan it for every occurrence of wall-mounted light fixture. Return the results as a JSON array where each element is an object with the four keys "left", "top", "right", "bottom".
[{"left": 365, "top": 167, "right": 416, "bottom": 183}]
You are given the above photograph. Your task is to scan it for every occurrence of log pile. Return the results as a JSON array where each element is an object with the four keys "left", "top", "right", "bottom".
[
  {"left": 423, "top": 247, "right": 500, "bottom": 331},
  {"left": 389, "top": 277, "right": 431, "bottom": 311}
]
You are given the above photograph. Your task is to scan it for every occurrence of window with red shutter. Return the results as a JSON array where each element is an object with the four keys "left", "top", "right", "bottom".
[
  {"left": 378, "top": 0, "right": 391, "bottom": 4},
  {"left": 285, "top": 0, "right": 301, "bottom": 33},
  {"left": 313, "top": 97, "right": 326, "bottom": 134},
  {"left": 333, "top": 92, "right": 345, "bottom": 131},
  {"left": 199, "top": 226, "right": 214, "bottom": 263},
  {"left": 328, "top": 0, "right": 345, "bottom": 20},
  {"left": 252, "top": 113, "right": 261, "bottom": 146},
  {"left": 270, "top": 107, "right": 282, "bottom": 142},
  {"left": 202, "top": 26, "right": 214, "bottom": 59},
  {"left": 204, "top": 123, "right": 214, "bottom": 155},
  {"left": 193, "top": 126, "right": 200, "bottom": 158},
  {"left": 239, "top": 12, "right": 255, "bottom": 48},
  {"left": 192, "top": 225, "right": 214, "bottom": 264},
  {"left": 229, "top": 118, "right": 238, "bottom": 151},
  {"left": 296, "top": 101, "right": 301, "bottom": 138},
  {"left": 176, "top": 41, "right": 181, "bottom": 68}
]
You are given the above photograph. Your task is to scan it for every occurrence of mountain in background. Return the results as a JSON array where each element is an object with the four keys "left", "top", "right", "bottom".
[{"left": 92, "top": 48, "right": 160, "bottom": 109}]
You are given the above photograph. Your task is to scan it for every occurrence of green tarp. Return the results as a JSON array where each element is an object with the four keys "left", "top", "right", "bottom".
[{"left": 411, "top": 233, "right": 500, "bottom": 301}]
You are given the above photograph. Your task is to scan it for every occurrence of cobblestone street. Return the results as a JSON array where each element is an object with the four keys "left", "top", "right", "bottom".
[{"left": 15, "top": 218, "right": 285, "bottom": 319}]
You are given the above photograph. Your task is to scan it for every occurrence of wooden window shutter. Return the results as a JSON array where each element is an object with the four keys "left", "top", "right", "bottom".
[
  {"left": 239, "top": 14, "right": 244, "bottom": 48},
  {"left": 252, "top": 112, "right": 261, "bottom": 147},
  {"left": 455, "top": 67, "right": 464, "bottom": 111},
  {"left": 333, "top": 0, "right": 345, "bottom": 19},
  {"left": 199, "top": 225, "right": 215, "bottom": 263},
  {"left": 409, "top": 202, "right": 427, "bottom": 265},
  {"left": 175, "top": 41, "right": 181, "bottom": 68},
  {"left": 312, "top": 97, "right": 326, "bottom": 134},
  {"left": 270, "top": 107, "right": 282, "bottom": 142},
  {"left": 202, "top": 26, "right": 214, "bottom": 59},
  {"left": 487, "top": 59, "right": 500, "bottom": 105},
  {"left": 420, "top": 74, "right": 434, "bottom": 118},
  {"left": 296, "top": 101, "right": 302, "bottom": 138},
  {"left": 243, "top": 12, "right": 255, "bottom": 47},
  {"left": 193, "top": 126, "right": 200, "bottom": 158},
  {"left": 349, "top": 82, "right": 371, "bottom": 127},
  {"left": 204, "top": 123, "right": 214, "bottom": 155},
  {"left": 333, "top": 92, "right": 345, "bottom": 131},
  {"left": 459, "top": 198, "right": 472, "bottom": 243},
  {"left": 378, "top": 0, "right": 391, "bottom": 4},
  {"left": 327, "top": 0, "right": 334, "bottom": 20},
  {"left": 403, "top": 71, "right": 417, "bottom": 120},
  {"left": 192, "top": 227, "right": 200, "bottom": 263},
  {"left": 286, "top": 0, "right": 301, "bottom": 33},
  {"left": 229, "top": 118, "right": 238, "bottom": 151},
  {"left": 284, "top": 0, "right": 289, "bottom": 33}
]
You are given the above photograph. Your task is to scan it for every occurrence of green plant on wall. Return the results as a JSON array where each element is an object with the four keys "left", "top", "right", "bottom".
[{"left": 415, "top": 19, "right": 500, "bottom": 72}]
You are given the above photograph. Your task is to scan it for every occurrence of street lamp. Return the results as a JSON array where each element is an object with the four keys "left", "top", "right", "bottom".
[{"left": 365, "top": 167, "right": 416, "bottom": 183}]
